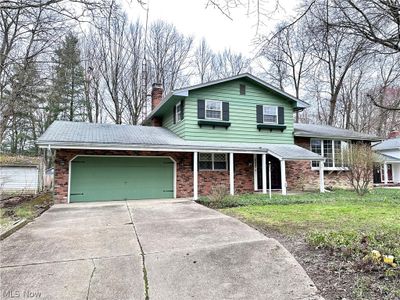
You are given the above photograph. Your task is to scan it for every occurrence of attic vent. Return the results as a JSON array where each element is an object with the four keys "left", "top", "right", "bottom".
[{"left": 240, "top": 84, "right": 246, "bottom": 95}]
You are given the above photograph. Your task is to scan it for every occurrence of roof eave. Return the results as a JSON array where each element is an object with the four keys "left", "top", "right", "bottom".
[{"left": 294, "top": 133, "right": 381, "bottom": 141}]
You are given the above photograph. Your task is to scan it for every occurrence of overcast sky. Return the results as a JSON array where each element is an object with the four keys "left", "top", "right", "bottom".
[{"left": 123, "top": 0, "right": 297, "bottom": 55}]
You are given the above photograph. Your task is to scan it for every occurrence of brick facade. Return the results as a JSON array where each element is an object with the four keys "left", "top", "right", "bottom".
[
  {"left": 287, "top": 137, "right": 352, "bottom": 191},
  {"left": 54, "top": 149, "right": 254, "bottom": 204}
]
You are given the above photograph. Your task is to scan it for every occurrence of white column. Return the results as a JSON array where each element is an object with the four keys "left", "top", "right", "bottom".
[
  {"left": 193, "top": 152, "right": 198, "bottom": 200},
  {"left": 253, "top": 154, "right": 258, "bottom": 191},
  {"left": 319, "top": 160, "right": 325, "bottom": 193},
  {"left": 280, "top": 160, "right": 287, "bottom": 195},
  {"left": 383, "top": 162, "right": 388, "bottom": 184},
  {"left": 268, "top": 161, "right": 272, "bottom": 199},
  {"left": 229, "top": 152, "right": 234, "bottom": 195},
  {"left": 262, "top": 153, "right": 267, "bottom": 194}
]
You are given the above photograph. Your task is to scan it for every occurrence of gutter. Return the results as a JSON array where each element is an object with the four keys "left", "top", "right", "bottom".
[{"left": 36, "top": 142, "right": 325, "bottom": 161}]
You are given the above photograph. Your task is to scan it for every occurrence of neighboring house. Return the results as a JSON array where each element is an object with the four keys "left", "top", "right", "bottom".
[
  {"left": 36, "top": 73, "right": 379, "bottom": 204},
  {"left": 0, "top": 156, "right": 43, "bottom": 195},
  {"left": 373, "top": 133, "right": 400, "bottom": 185}
]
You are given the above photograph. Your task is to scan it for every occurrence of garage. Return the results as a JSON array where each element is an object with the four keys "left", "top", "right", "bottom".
[{"left": 69, "top": 156, "right": 174, "bottom": 202}]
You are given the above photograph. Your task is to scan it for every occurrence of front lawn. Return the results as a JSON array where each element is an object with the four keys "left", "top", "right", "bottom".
[{"left": 198, "top": 188, "right": 400, "bottom": 300}]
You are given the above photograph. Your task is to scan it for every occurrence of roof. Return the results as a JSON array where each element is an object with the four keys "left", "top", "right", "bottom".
[
  {"left": 144, "top": 73, "right": 310, "bottom": 123},
  {"left": 294, "top": 123, "right": 381, "bottom": 141},
  {"left": 373, "top": 138, "right": 400, "bottom": 151},
  {"left": 37, "top": 121, "right": 323, "bottom": 161},
  {"left": 0, "top": 155, "right": 41, "bottom": 167},
  {"left": 375, "top": 153, "right": 400, "bottom": 163}
]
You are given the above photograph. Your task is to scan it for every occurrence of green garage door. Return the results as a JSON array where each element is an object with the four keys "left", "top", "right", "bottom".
[{"left": 69, "top": 156, "right": 174, "bottom": 202}]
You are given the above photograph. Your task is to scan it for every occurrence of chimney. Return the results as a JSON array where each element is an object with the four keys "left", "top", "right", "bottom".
[
  {"left": 388, "top": 130, "right": 400, "bottom": 139},
  {"left": 151, "top": 83, "right": 163, "bottom": 110}
]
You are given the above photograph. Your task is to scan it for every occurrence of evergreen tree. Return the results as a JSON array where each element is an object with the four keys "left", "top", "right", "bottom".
[{"left": 50, "top": 33, "right": 85, "bottom": 122}]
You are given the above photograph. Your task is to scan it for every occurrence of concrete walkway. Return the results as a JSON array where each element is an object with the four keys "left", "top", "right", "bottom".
[{"left": 0, "top": 200, "right": 321, "bottom": 300}]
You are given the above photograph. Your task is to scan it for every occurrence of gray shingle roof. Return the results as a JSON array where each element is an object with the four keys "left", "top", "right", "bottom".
[
  {"left": 37, "top": 121, "right": 323, "bottom": 161},
  {"left": 373, "top": 138, "right": 400, "bottom": 150},
  {"left": 294, "top": 123, "right": 380, "bottom": 141}
]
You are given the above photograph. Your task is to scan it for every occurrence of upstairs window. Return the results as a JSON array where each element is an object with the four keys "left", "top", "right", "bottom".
[
  {"left": 311, "top": 139, "right": 349, "bottom": 169},
  {"left": 205, "top": 100, "right": 222, "bottom": 120},
  {"left": 175, "top": 102, "right": 182, "bottom": 122},
  {"left": 199, "top": 153, "right": 227, "bottom": 170},
  {"left": 263, "top": 106, "right": 278, "bottom": 124}
]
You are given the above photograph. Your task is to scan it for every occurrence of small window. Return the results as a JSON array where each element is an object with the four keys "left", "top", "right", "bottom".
[
  {"left": 175, "top": 102, "right": 182, "bottom": 122},
  {"left": 263, "top": 106, "right": 278, "bottom": 124},
  {"left": 205, "top": 100, "right": 222, "bottom": 120},
  {"left": 240, "top": 84, "right": 246, "bottom": 95},
  {"left": 199, "top": 153, "right": 227, "bottom": 170}
]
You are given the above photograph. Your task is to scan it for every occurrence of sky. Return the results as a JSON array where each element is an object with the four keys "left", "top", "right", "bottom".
[{"left": 122, "top": 0, "right": 297, "bottom": 56}]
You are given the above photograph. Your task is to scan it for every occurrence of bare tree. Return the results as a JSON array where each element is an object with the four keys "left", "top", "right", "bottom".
[{"left": 193, "top": 38, "right": 215, "bottom": 84}]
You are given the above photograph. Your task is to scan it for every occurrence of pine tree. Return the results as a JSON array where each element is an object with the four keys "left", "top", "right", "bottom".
[{"left": 50, "top": 33, "right": 85, "bottom": 122}]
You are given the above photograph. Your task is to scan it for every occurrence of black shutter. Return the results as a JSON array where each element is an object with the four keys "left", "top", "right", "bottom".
[
  {"left": 198, "top": 99, "right": 205, "bottom": 119},
  {"left": 173, "top": 105, "right": 176, "bottom": 124},
  {"left": 256, "top": 105, "right": 263, "bottom": 123},
  {"left": 222, "top": 102, "right": 229, "bottom": 121},
  {"left": 180, "top": 100, "right": 185, "bottom": 120},
  {"left": 278, "top": 107, "right": 285, "bottom": 124}
]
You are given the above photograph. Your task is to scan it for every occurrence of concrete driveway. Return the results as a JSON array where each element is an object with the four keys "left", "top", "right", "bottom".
[{"left": 0, "top": 200, "right": 321, "bottom": 300}]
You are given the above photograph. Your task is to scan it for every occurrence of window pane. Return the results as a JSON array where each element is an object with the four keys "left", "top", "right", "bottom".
[
  {"left": 311, "top": 140, "right": 321, "bottom": 168},
  {"left": 176, "top": 104, "right": 182, "bottom": 121},
  {"left": 334, "top": 140, "right": 341, "bottom": 167},
  {"left": 206, "top": 101, "right": 221, "bottom": 110},
  {"left": 263, "top": 106, "right": 276, "bottom": 115},
  {"left": 323, "top": 140, "right": 333, "bottom": 167},
  {"left": 199, "top": 153, "right": 212, "bottom": 161},
  {"left": 214, "top": 161, "right": 227, "bottom": 170},
  {"left": 206, "top": 110, "right": 221, "bottom": 119},
  {"left": 214, "top": 153, "right": 226, "bottom": 162},
  {"left": 199, "top": 161, "right": 212, "bottom": 170},
  {"left": 263, "top": 115, "right": 277, "bottom": 123}
]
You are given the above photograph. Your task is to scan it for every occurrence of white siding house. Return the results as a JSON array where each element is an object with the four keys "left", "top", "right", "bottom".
[{"left": 373, "top": 137, "right": 400, "bottom": 184}]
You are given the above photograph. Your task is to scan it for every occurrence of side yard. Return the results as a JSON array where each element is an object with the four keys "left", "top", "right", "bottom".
[
  {"left": 198, "top": 189, "right": 400, "bottom": 300},
  {"left": 0, "top": 192, "right": 53, "bottom": 239}
]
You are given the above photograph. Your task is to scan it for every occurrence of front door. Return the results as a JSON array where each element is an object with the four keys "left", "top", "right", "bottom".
[{"left": 256, "top": 154, "right": 281, "bottom": 190}]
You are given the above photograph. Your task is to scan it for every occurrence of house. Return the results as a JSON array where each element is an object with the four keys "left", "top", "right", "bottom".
[
  {"left": 36, "top": 73, "right": 379, "bottom": 203},
  {"left": 373, "top": 132, "right": 400, "bottom": 185},
  {"left": 0, "top": 155, "right": 43, "bottom": 196}
]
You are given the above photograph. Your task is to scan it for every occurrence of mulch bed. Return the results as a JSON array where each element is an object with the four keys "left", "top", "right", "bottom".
[{"left": 256, "top": 228, "right": 399, "bottom": 300}]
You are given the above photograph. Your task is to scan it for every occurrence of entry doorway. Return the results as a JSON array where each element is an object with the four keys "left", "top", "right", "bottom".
[{"left": 256, "top": 154, "right": 282, "bottom": 190}]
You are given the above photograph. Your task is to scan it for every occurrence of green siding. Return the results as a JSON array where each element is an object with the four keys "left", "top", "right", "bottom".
[
  {"left": 163, "top": 108, "right": 185, "bottom": 138},
  {"left": 70, "top": 156, "right": 174, "bottom": 202},
  {"left": 161, "top": 79, "right": 295, "bottom": 144}
]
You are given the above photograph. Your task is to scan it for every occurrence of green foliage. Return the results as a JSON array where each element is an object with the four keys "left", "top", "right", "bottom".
[{"left": 49, "top": 33, "right": 86, "bottom": 123}]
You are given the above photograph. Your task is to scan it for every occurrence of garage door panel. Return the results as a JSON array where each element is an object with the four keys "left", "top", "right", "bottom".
[{"left": 70, "top": 157, "right": 174, "bottom": 202}]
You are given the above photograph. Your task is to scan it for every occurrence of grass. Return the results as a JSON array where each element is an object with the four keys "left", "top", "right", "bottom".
[{"left": 199, "top": 188, "right": 400, "bottom": 298}]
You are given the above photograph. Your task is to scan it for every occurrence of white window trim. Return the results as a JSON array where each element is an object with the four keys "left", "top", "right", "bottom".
[
  {"left": 262, "top": 105, "right": 278, "bottom": 124},
  {"left": 205, "top": 99, "right": 223, "bottom": 120},
  {"left": 175, "top": 102, "right": 182, "bottom": 122},
  {"left": 310, "top": 139, "right": 350, "bottom": 171},
  {"left": 199, "top": 153, "right": 228, "bottom": 171}
]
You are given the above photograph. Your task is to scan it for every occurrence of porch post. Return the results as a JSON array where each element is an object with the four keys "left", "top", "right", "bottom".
[
  {"left": 193, "top": 152, "right": 198, "bottom": 200},
  {"left": 280, "top": 160, "right": 287, "bottom": 195},
  {"left": 319, "top": 160, "right": 325, "bottom": 193},
  {"left": 383, "top": 162, "right": 388, "bottom": 184},
  {"left": 262, "top": 153, "right": 267, "bottom": 194},
  {"left": 229, "top": 152, "right": 234, "bottom": 195},
  {"left": 253, "top": 154, "right": 258, "bottom": 191}
]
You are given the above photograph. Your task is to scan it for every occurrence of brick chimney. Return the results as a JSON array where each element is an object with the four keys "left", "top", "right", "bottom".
[
  {"left": 151, "top": 83, "right": 163, "bottom": 110},
  {"left": 151, "top": 83, "right": 163, "bottom": 126},
  {"left": 388, "top": 130, "right": 400, "bottom": 139}
]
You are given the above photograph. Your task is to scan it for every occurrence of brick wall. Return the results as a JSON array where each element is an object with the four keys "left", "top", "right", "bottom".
[
  {"left": 54, "top": 149, "right": 254, "bottom": 203},
  {"left": 287, "top": 137, "right": 353, "bottom": 191}
]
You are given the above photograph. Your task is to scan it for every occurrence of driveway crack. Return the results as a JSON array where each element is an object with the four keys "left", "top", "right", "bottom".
[
  {"left": 126, "top": 202, "right": 149, "bottom": 300},
  {"left": 86, "top": 259, "right": 96, "bottom": 300}
]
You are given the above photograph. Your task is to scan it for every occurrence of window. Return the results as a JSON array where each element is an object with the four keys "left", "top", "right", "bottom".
[
  {"left": 199, "top": 153, "right": 227, "bottom": 170},
  {"left": 263, "top": 106, "right": 278, "bottom": 124},
  {"left": 175, "top": 102, "right": 182, "bottom": 122},
  {"left": 240, "top": 84, "right": 246, "bottom": 95},
  {"left": 311, "top": 139, "right": 350, "bottom": 169},
  {"left": 205, "top": 100, "right": 222, "bottom": 120}
]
